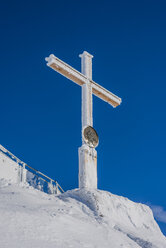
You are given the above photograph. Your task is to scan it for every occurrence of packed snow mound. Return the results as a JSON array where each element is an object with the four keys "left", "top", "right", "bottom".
[{"left": 0, "top": 179, "right": 165, "bottom": 248}]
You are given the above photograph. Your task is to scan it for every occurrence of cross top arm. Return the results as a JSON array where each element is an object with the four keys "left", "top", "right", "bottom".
[{"left": 45, "top": 54, "right": 122, "bottom": 108}]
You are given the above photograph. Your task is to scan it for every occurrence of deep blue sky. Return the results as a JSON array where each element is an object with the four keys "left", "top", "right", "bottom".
[{"left": 1, "top": 0, "right": 166, "bottom": 234}]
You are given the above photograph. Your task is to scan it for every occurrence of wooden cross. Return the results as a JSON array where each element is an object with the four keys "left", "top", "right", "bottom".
[{"left": 45, "top": 51, "right": 122, "bottom": 189}]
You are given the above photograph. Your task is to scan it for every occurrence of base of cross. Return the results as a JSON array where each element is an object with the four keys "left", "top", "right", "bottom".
[{"left": 78, "top": 144, "right": 97, "bottom": 189}]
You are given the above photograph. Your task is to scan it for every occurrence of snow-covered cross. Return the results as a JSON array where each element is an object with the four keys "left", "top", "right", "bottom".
[{"left": 45, "top": 51, "right": 122, "bottom": 189}]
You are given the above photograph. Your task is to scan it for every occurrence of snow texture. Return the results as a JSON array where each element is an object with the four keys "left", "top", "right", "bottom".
[
  {"left": 0, "top": 151, "right": 20, "bottom": 183},
  {"left": 0, "top": 178, "right": 165, "bottom": 248},
  {"left": 0, "top": 148, "right": 165, "bottom": 247},
  {"left": 0, "top": 150, "right": 59, "bottom": 195}
]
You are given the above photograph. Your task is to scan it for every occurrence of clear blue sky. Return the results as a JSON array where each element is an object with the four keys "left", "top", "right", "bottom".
[{"left": 1, "top": 0, "right": 166, "bottom": 234}]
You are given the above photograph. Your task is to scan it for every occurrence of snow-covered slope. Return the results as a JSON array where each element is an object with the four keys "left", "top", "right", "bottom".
[
  {"left": 0, "top": 179, "right": 165, "bottom": 248},
  {"left": 0, "top": 147, "right": 62, "bottom": 195}
]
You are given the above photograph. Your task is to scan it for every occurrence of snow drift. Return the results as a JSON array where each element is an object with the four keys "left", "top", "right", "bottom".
[{"left": 0, "top": 178, "right": 165, "bottom": 248}]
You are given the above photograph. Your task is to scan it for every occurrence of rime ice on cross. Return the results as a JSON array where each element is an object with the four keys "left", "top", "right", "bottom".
[{"left": 45, "top": 51, "right": 122, "bottom": 189}]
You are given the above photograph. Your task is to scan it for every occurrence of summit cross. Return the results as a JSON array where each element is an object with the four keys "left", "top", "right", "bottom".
[{"left": 45, "top": 51, "right": 122, "bottom": 189}]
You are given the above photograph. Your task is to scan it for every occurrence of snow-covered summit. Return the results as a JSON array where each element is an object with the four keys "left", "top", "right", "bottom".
[{"left": 0, "top": 178, "right": 165, "bottom": 248}]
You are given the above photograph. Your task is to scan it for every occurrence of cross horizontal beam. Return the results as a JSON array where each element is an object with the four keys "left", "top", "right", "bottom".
[{"left": 45, "top": 54, "right": 122, "bottom": 107}]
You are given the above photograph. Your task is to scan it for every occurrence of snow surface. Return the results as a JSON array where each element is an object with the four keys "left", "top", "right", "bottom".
[
  {"left": 0, "top": 151, "right": 20, "bottom": 183},
  {"left": 0, "top": 150, "right": 60, "bottom": 194},
  {"left": 0, "top": 178, "right": 165, "bottom": 248}
]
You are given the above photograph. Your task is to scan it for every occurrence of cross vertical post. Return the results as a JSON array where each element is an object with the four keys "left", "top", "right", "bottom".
[
  {"left": 79, "top": 52, "right": 97, "bottom": 189},
  {"left": 79, "top": 51, "right": 93, "bottom": 138}
]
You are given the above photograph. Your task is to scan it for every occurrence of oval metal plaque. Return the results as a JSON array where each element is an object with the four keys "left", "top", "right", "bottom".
[{"left": 83, "top": 126, "right": 99, "bottom": 148}]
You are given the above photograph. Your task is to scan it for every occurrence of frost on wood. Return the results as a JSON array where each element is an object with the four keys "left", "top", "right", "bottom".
[
  {"left": 46, "top": 51, "right": 122, "bottom": 190},
  {"left": 79, "top": 144, "right": 97, "bottom": 189},
  {"left": 45, "top": 53, "right": 122, "bottom": 107}
]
